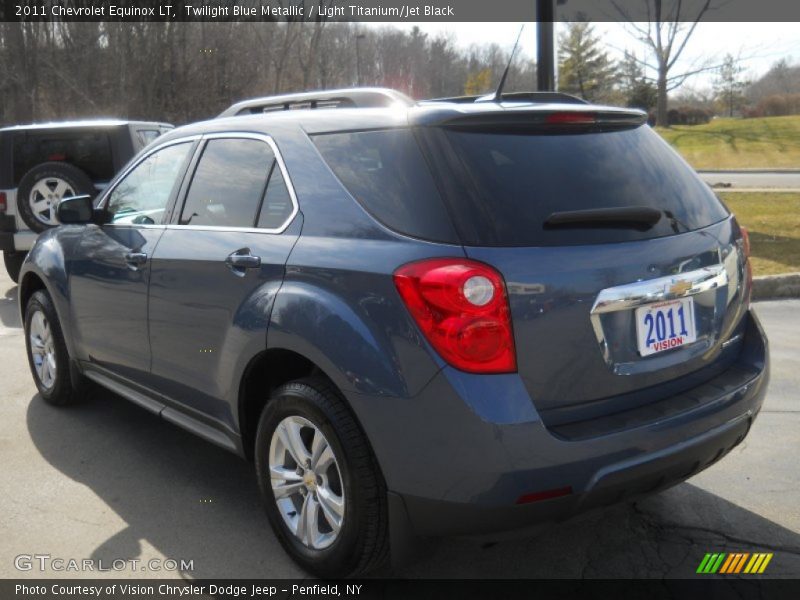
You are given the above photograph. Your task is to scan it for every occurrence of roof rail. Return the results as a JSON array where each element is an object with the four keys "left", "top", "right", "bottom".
[
  {"left": 420, "top": 91, "right": 589, "bottom": 105},
  {"left": 218, "top": 87, "right": 415, "bottom": 118}
]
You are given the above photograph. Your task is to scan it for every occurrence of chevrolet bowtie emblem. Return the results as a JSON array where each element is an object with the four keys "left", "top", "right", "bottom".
[{"left": 668, "top": 280, "right": 693, "bottom": 296}]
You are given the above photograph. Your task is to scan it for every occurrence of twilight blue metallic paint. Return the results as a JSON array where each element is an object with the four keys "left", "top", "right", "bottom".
[{"left": 18, "top": 102, "right": 769, "bottom": 548}]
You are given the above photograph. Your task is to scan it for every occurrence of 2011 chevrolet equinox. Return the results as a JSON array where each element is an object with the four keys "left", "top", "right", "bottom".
[{"left": 19, "top": 88, "right": 769, "bottom": 577}]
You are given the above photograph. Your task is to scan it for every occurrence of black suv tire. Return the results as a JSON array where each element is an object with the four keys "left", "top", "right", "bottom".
[
  {"left": 17, "top": 162, "right": 96, "bottom": 232},
  {"left": 3, "top": 251, "right": 26, "bottom": 283},
  {"left": 255, "top": 377, "right": 389, "bottom": 578}
]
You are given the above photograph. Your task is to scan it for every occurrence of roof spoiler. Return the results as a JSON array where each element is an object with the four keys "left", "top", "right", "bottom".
[
  {"left": 434, "top": 108, "right": 648, "bottom": 131},
  {"left": 420, "top": 91, "right": 589, "bottom": 105},
  {"left": 218, "top": 87, "right": 415, "bottom": 118}
]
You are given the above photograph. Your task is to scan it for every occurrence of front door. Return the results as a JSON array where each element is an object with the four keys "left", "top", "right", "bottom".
[{"left": 69, "top": 141, "right": 195, "bottom": 383}]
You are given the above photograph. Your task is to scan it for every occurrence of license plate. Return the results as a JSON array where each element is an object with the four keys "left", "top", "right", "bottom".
[{"left": 635, "top": 297, "right": 697, "bottom": 357}]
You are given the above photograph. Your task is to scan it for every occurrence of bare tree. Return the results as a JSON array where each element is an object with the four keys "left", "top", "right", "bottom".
[
  {"left": 614, "top": 0, "right": 715, "bottom": 125},
  {"left": 0, "top": 21, "right": 543, "bottom": 126}
]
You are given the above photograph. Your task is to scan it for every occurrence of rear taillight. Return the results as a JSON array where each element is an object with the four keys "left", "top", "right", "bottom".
[
  {"left": 0, "top": 192, "right": 6, "bottom": 213},
  {"left": 740, "top": 226, "right": 751, "bottom": 259},
  {"left": 739, "top": 225, "right": 753, "bottom": 307},
  {"left": 393, "top": 258, "right": 516, "bottom": 373}
]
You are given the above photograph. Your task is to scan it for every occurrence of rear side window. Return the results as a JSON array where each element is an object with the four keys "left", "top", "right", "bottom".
[
  {"left": 312, "top": 129, "right": 458, "bottom": 243},
  {"left": 180, "top": 138, "right": 273, "bottom": 228},
  {"left": 257, "top": 163, "right": 294, "bottom": 229},
  {"left": 136, "top": 129, "right": 162, "bottom": 148},
  {"left": 13, "top": 129, "right": 114, "bottom": 184},
  {"left": 428, "top": 126, "right": 729, "bottom": 246}
]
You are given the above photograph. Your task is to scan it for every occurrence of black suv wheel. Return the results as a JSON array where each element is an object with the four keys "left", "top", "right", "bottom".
[{"left": 17, "top": 162, "right": 96, "bottom": 232}]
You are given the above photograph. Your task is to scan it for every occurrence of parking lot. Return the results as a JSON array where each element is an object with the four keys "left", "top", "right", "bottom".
[{"left": 0, "top": 266, "right": 798, "bottom": 579}]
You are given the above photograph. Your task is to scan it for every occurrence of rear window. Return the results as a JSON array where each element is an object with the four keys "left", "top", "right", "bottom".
[
  {"left": 13, "top": 130, "right": 114, "bottom": 185},
  {"left": 428, "top": 125, "right": 729, "bottom": 246},
  {"left": 312, "top": 129, "right": 458, "bottom": 243}
]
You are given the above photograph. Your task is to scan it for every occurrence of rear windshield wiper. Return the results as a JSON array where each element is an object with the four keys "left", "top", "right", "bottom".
[{"left": 544, "top": 207, "right": 662, "bottom": 230}]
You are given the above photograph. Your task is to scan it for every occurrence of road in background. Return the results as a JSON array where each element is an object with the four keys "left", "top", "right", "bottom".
[
  {"left": 0, "top": 266, "right": 798, "bottom": 578},
  {"left": 698, "top": 170, "right": 800, "bottom": 190}
]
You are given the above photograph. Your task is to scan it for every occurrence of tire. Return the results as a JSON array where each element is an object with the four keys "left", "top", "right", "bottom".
[
  {"left": 17, "top": 162, "right": 96, "bottom": 232},
  {"left": 24, "top": 289, "right": 80, "bottom": 405},
  {"left": 3, "top": 251, "right": 26, "bottom": 283},
  {"left": 255, "top": 377, "right": 389, "bottom": 577}
]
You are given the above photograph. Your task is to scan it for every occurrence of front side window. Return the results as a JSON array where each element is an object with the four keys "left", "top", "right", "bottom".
[
  {"left": 180, "top": 138, "right": 274, "bottom": 228},
  {"left": 106, "top": 142, "right": 193, "bottom": 225}
]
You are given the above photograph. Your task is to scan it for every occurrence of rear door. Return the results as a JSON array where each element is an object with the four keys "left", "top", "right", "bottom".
[
  {"left": 146, "top": 134, "right": 300, "bottom": 426},
  {"left": 419, "top": 118, "right": 750, "bottom": 422}
]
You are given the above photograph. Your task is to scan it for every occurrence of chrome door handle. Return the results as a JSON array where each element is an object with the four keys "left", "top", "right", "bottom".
[
  {"left": 124, "top": 252, "right": 148, "bottom": 269},
  {"left": 225, "top": 249, "right": 261, "bottom": 275}
]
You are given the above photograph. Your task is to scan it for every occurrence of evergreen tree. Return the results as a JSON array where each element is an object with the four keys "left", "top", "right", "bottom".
[
  {"left": 620, "top": 50, "right": 657, "bottom": 111},
  {"left": 714, "top": 54, "right": 748, "bottom": 117},
  {"left": 557, "top": 22, "right": 618, "bottom": 103}
]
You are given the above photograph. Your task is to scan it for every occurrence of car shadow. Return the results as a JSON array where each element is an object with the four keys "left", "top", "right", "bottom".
[
  {"left": 0, "top": 285, "right": 21, "bottom": 329},
  {"left": 26, "top": 390, "right": 800, "bottom": 579}
]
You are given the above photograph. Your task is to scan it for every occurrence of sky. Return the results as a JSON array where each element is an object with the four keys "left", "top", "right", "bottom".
[{"left": 370, "top": 22, "right": 800, "bottom": 92}]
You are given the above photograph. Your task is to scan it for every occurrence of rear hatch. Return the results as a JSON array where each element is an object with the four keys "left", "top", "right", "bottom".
[{"left": 415, "top": 107, "right": 751, "bottom": 423}]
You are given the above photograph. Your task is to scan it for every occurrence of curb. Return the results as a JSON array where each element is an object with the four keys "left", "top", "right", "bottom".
[
  {"left": 752, "top": 272, "right": 800, "bottom": 300},
  {"left": 698, "top": 169, "right": 800, "bottom": 174},
  {"left": 713, "top": 188, "right": 800, "bottom": 193}
]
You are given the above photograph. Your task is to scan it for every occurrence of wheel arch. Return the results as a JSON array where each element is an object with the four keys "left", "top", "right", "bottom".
[
  {"left": 238, "top": 348, "right": 339, "bottom": 461},
  {"left": 18, "top": 231, "right": 80, "bottom": 360},
  {"left": 19, "top": 270, "right": 48, "bottom": 322}
]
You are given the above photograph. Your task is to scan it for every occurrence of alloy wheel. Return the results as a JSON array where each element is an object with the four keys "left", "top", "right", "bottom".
[
  {"left": 28, "top": 177, "right": 75, "bottom": 227},
  {"left": 29, "top": 310, "right": 57, "bottom": 390},
  {"left": 269, "top": 415, "right": 345, "bottom": 550}
]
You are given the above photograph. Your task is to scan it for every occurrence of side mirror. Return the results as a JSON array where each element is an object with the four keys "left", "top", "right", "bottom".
[{"left": 56, "top": 195, "right": 105, "bottom": 224}]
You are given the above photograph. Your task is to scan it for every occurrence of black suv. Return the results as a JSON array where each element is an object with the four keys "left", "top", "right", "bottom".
[{"left": 0, "top": 120, "right": 172, "bottom": 281}]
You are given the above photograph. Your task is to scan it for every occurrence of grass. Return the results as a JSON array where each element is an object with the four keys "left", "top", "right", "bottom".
[
  {"left": 720, "top": 192, "right": 800, "bottom": 276},
  {"left": 656, "top": 115, "right": 800, "bottom": 170}
]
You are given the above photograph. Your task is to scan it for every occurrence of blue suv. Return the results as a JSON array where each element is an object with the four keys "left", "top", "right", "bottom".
[{"left": 19, "top": 88, "right": 768, "bottom": 577}]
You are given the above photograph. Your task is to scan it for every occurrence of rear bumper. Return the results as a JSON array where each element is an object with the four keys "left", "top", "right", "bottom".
[
  {"left": 399, "top": 410, "right": 752, "bottom": 538},
  {"left": 349, "top": 309, "right": 769, "bottom": 538}
]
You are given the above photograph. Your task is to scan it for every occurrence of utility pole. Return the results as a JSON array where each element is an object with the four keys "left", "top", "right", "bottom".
[{"left": 536, "top": 0, "right": 556, "bottom": 91}]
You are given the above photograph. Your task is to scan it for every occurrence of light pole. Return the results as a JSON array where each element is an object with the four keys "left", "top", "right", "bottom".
[
  {"left": 355, "top": 34, "right": 366, "bottom": 86},
  {"left": 536, "top": 0, "right": 556, "bottom": 91}
]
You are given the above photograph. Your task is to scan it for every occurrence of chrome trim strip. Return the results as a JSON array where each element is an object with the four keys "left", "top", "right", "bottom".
[
  {"left": 591, "top": 265, "right": 728, "bottom": 315},
  {"left": 97, "top": 131, "right": 299, "bottom": 235},
  {"left": 589, "top": 265, "right": 728, "bottom": 368},
  {"left": 721, "top": 333, "right": 743, "bottom": 349}
]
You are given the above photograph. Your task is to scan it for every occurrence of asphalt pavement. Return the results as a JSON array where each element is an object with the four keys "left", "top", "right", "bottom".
[{"left": 0, "top": 266, "right": 798, "bottom": 579}]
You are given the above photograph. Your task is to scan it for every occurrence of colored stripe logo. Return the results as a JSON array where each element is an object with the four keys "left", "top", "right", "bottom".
[{"left": 697, "top": 552, "right": 773, "bottom": 574}]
